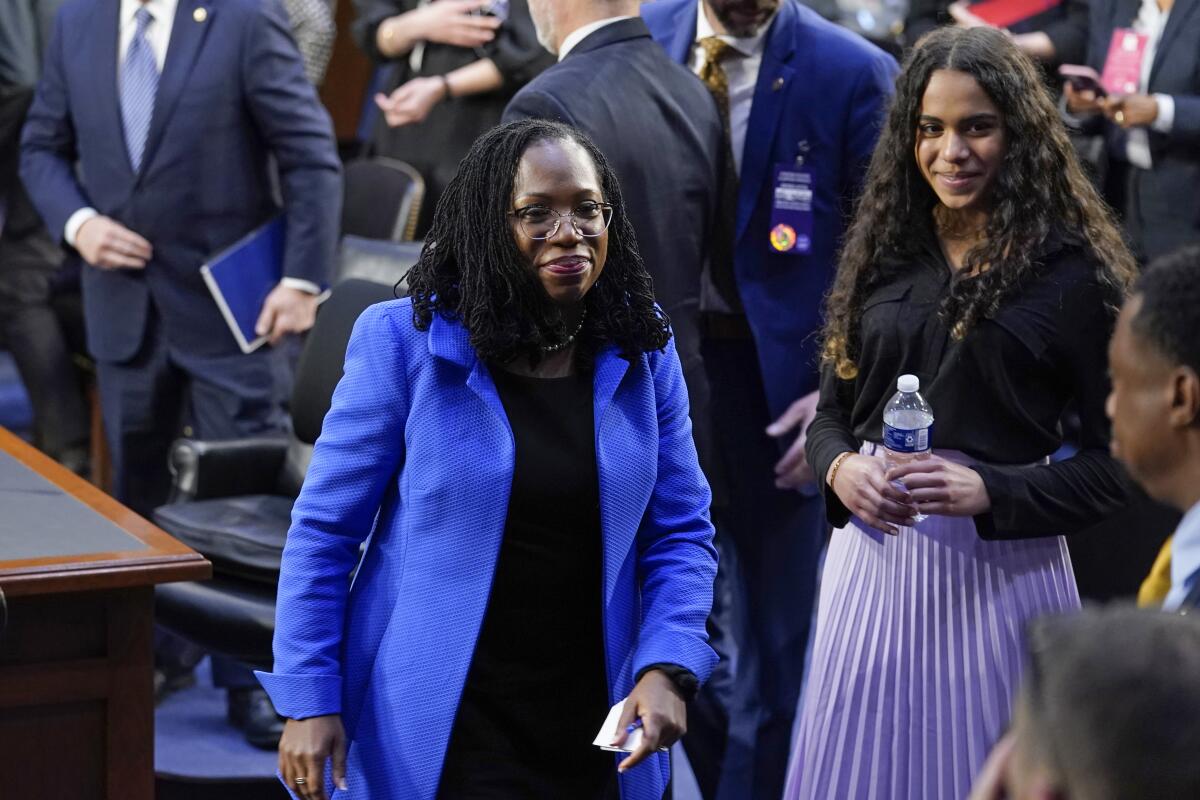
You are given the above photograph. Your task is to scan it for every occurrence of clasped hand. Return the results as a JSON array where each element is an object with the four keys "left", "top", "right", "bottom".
[
  {"left": 830, "top": 453, "right": 990, "bottom": 535},
  {"left": 1063, "top": 82, "right": 1159, "bottom": 128}
]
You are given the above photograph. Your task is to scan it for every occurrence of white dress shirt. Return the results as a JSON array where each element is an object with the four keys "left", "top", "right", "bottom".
[
  {"left": 688, "top": 0, "right": 774, "bottom": 177},
  {"left": 64, "top": 0, "right": 177, "bottom": 246},
  {"left": 1164, "top": 500, "right": 1200, "bottom": 611},
  {"left": 1122, "top": 0, "right": 1175, "bottom": 169},
  {"left": 557, "top": 16, "right": 634, "bottom": 61},
  {"left": 68, "top": 0, "right": 319, "bottom": 294}
]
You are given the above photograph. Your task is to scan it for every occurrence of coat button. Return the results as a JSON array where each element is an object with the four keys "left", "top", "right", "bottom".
[
  {"left": 772, "top": 77, "right": 785, "bottom": 91},
  {"left": 194, "top": 7, "right": 208, "bottom": 22}
]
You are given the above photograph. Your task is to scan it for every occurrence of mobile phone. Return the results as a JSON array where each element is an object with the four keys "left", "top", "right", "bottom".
[
  {"left": 474, "top": 0, "right": 509, "bottom": 21},
  {"left": 1058, "top": 64, "right": 1107, "bottom": 96}
]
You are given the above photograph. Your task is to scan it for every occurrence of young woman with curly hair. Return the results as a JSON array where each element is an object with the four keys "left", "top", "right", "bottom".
[
  {"left": 259, "top": 119, "right": 718, "bottom": 800},
  {"left": 784, "top": 26, "right": 1136, "bottom": 800}
]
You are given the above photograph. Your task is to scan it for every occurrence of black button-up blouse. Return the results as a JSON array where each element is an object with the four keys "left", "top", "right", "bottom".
[{"left": 805, "top": 234, "right": 1133, "bottom": 540}]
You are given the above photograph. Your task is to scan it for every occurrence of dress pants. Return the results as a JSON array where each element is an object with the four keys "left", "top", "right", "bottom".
[
  {"left": 685, "top": 335, "right": 825, "bottom": 800},
  {"left": 96, "top": 306, "right": 287, "bottom": 688}
]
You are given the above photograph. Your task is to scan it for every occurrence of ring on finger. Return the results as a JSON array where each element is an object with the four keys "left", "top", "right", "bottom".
[{"left": 1115, "top": 109, "right": 1126, "bottom": 124}]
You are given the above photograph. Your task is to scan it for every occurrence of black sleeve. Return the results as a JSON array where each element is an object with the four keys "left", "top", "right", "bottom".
[
  {"left": 1042, "top": 0, "right": 1090, "bottom": 66},
  {"left": 805, "top": 363, "right": 863, "bottom": 528},
  {"left": 481, "top": 0, "right": 554, "bottom": 89},
  {"left": 970, "top": 276, "right": 1134, "bottom": 539},
  {"left": 635, "top": 662, "right": 700, "bottom": 702}
]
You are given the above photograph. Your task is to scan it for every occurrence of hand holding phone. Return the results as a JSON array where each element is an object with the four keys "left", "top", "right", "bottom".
[{"left": 1059, "top": 64, "right": 1107, "bottom": 97}]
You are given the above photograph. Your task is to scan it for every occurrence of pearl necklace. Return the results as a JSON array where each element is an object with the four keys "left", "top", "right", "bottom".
[{"left": 541, "top": 308, "right": 587, "bottom": 354}]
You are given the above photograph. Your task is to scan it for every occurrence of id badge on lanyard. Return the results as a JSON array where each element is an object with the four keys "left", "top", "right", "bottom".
[
  {"left": 1101, "top": 28, "right": 1149, "bottom": 96},
  {"left": 769, "top": 142, "right": 814, "bottom": 255}
]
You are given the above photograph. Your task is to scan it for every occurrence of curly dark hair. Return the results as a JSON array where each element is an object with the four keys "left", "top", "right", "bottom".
[
  {"left": 822, "top": 26, "right": 1137, "bottom": 380},
  {"left": 404, "top": 118, "right": 670, "bottom": 368}
]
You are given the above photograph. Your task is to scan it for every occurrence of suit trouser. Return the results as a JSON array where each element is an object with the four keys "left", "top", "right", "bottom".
[
  {"left": 95, "top": 306, "right": 286, "bottom": 688},
  {"left": 685, "top": 335, "right": 825, "bottom": 800}
]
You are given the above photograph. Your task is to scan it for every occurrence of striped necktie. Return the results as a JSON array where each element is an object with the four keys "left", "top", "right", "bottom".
[{"left": 121, "top": 6, "right": 160, "bottom": 172}]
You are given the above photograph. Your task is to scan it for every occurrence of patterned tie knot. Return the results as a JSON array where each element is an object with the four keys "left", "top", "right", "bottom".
[
  {"left": 699, "top": 36, "right": 733, "bottom": 65},
  {"left": 135, "top": 6, "right": 154, "bottom": 34}
]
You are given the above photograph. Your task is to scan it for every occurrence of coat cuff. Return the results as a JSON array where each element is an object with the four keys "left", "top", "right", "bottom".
[
  {"left": 634, "top": 634, "right": 717, "bottom": 689},
  {"left": 254, "top": 671, "right": 342, "bottom": 720}
]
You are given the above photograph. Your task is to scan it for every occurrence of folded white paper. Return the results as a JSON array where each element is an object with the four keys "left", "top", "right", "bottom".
[{"left": 592, "top": 699, "right": 669, "bottom": 753}]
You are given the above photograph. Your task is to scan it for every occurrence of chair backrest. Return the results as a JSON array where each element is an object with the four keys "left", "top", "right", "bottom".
[
  {"left": 341, "top": 157, "right": 425, "bottom": 242},
  {"left": 334, "top": 236, "right": 423, "bottom": 290}
]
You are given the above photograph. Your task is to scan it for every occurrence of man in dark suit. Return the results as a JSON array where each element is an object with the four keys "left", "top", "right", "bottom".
[
  {"left": 20, "top": 0, "right": 341, "bottom": 747},
  {"left": 643, "top": 1, "right": 896, "bottom": 796},
  {"left": 502, "top": 0, "right": 724, "bottom": 513}
]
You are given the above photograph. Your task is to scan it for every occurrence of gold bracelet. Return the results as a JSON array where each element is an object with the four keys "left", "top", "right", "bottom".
[
  {"left": 827, "top": 451, "right": 854, "bottom": 491},
  {"left": 380, "top": 18, "right": 398, "bottom": 54}
]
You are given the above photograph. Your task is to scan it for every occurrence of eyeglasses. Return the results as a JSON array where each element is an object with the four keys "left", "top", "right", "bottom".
[{"left": 509, "top": 201, "right": 614, "bottom": 240}]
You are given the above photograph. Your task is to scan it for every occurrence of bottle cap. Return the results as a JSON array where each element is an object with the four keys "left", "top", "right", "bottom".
[{"left": 897, "top": 374, "right": 919, "bottom": 393}]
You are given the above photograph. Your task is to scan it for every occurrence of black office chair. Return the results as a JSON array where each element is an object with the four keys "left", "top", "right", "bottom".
[
  {"left": 154, "top": 264, "right": 416, "bottom": 665},
  {"left": 341, "top": 157, "right": 425, "bottom": 243}
]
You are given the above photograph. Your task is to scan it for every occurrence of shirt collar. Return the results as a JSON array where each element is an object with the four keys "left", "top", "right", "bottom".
[
  {"left": 1170, "top": 500, "right": 1200, "bottom": 605},
  {"left": 694, "top": 0, "right": 773, "bottom": 58},
  {"left": 121, "top": 0, "right": 178, "bottom": 28},
  {"left": 558, "top": 16, "right": 635, "bottom": 61}
]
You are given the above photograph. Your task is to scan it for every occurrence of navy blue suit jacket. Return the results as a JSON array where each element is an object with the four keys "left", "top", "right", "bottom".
[
  {"left": 643, "top": 0, "right": 896, "bottom": 417},
  {"left": 502, "top": 17, "right": 723, "bottom": 467},
  {"left": 1086, "top": 0, "right": 1200, "bottom": 260},
  {"left": 20, "top": 0, "right": 342, "bottom": 362}
]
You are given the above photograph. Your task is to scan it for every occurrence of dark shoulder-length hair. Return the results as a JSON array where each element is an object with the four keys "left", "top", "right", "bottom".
[
  {"left": 404, "top": 118, "right": 670, "bottom": 367},
  {"left": 822, "top": 26, "right": 1136, "bottom": 380}
]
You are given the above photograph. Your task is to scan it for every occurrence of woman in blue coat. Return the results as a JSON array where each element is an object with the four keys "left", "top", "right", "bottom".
[{"left": 257, "top": 119, "right": 719, "bottom": 800}]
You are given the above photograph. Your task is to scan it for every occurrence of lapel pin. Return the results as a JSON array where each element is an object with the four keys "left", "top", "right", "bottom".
[
  {"left": 194, "top": 7, "right": 208, "bottom": 22},
  {"left": 772, "top": 77, "right": 785, "bottom": 92}
]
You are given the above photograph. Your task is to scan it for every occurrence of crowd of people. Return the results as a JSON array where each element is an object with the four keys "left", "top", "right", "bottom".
[{"left": 3, "top": 0, "right": 1200, "bottom": 798}]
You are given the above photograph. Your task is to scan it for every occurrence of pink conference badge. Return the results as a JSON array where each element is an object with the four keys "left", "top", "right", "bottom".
[{"left": 1100, "top": 29, "right": 1149, "bottom": 96}]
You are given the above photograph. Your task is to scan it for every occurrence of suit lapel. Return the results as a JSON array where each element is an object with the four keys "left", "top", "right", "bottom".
[
  {"left": 736, "top": 4, "right": 797, "bottom": 242},
  {"left": 592, "top": 346, "right": 635, "bottom": 605},
  {"left": 139, "top": 0, "right": 215, "bottom": 177},
  {"left": 92, "top": 0, "right": 135, "bottom": 183},
  {"left": 1151, "top": 0, "right": 1199, "bottom": 81}
]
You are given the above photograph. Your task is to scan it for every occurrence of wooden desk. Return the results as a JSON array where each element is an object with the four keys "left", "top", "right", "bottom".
[{"left": 0, "top": 427, "right": 210, "bottom": 800}]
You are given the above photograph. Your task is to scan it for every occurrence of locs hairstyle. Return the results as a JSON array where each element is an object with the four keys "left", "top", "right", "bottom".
[
  {"left": 405, "top": 118, "right": 670, "bottom": 367},
  {"left": 822, "top": 26, "right": 1137, "bottom": 380}
]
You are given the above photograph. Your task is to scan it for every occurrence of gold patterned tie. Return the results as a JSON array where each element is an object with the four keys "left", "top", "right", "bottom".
[
  {"left": 698, "top": 36, "right": 734, "bottom": 124},
  {"left": 697, "top": 36, "right": 741, "bottom": 306}
]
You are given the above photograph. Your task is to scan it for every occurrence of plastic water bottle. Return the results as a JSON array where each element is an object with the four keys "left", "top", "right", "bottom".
[{"left": 882, "top": 374, "right": 934, "bottom": 523}]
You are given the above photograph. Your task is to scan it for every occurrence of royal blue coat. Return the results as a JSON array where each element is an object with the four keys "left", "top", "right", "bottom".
[{"left": 258, "top": 299, "right": 718, "bottom": 799}]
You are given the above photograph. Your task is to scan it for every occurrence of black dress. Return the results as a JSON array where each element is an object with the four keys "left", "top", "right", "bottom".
[{"left": 437, "top": 367, "right": 616, "bottom": 799}]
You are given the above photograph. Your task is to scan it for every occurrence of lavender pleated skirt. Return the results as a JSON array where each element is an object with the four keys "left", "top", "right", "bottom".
[{"left": 784, "top": 445, "right": 1079, "bottom": 800}]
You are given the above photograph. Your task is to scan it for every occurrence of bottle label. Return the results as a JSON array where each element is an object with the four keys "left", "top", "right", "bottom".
[{"left": 883, "top": 423, "right": 930, "bottom": 453}]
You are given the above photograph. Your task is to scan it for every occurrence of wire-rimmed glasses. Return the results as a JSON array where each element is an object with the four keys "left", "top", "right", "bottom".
[{"left": 509, "top": 201, "right": 614, "bottom": 240}]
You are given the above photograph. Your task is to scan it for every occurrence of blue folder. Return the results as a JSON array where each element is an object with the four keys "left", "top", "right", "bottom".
[{"left": 199, "top": 217, "right": 285, "bottom": 354}]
